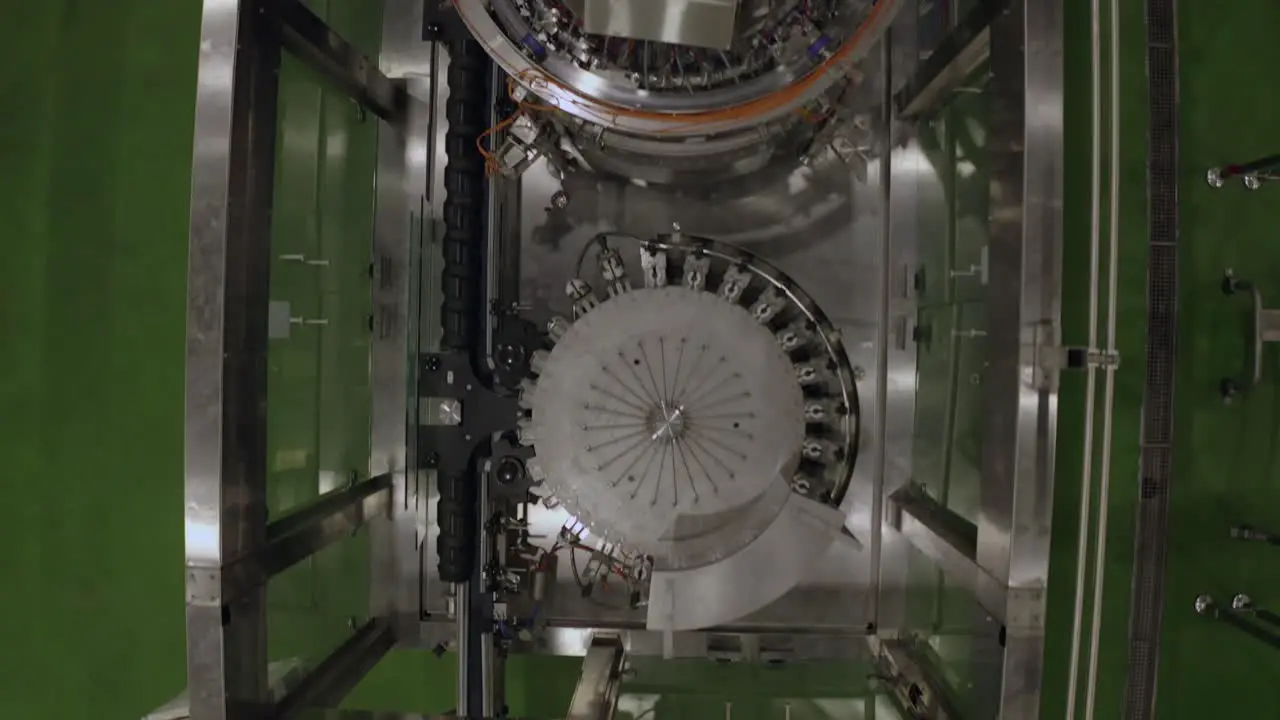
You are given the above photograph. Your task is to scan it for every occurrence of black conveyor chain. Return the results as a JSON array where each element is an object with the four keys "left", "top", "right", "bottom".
[{"left": 436, "top": 29, "right": 489, "bottom": 584}]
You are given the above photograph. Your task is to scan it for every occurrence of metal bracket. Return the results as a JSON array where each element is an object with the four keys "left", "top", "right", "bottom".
[
  {"left": 1038, "top": 345, "right": 1120, "bottom": 371},
  {"left": 1220, "top": 270, "right": 1280, "bottom": 400},
  {"left": 417, "top": 352, "right": 522, "bottom": 475},
  {"left": 875, "top": 639, "right": 963, "bottom": 719},
  {"left": 421, "top": 0, "right": 454, "bottom": 40}
]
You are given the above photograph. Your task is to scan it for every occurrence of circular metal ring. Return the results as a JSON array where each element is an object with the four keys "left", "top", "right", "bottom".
[{"left": 454, "top": 0, "right": 903, "bottom": 137}]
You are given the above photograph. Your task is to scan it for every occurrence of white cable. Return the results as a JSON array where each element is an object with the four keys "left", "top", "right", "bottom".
[
  {"left": 1083, "top": 0, "right": 1122, "bottom": 716},
  {"left": 1065, "top": 0, "right": 1105, "bottom": 717}
]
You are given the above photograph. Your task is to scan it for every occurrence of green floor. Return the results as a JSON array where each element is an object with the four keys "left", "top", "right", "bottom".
[
  {"left": 1156, "top": 1, "right": 1280, "bottom": 715},
  {"left": 1, "top": 2, "right": 197, "bottom": 717},
  {"left": 3, "top": 0, "right": 1275, "bottom": 718}
]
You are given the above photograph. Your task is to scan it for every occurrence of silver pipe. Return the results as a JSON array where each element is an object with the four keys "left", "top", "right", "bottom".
[
  {"left": 1083, "top": 0, "right": 1123, "bottom": 715},
  {"left": 1064, "top": 0, "right": 1105, "bottom": 715},
  {"left": 868, "top": 33, "right": 893, "bottom": 628},
  {"left": 455, "top": 582, "right": 471, "bottom": 715},
  {"left": 479, "top": 462, "right": 496, "bottom": 717},
  {"left": 484, "top": 64, "right": 504, "bottom": 360}
]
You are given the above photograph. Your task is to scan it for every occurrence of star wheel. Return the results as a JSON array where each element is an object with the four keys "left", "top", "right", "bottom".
[{"left": 519, "top": 231, "right": 861, "bottom": 588}]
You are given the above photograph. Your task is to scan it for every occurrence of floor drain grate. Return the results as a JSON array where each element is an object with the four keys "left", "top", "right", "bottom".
[{"left": 1123, "top": 0, "right": 1180, "bottom": 717}]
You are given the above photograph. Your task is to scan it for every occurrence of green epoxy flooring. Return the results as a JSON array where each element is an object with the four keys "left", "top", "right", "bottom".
[{"left": 1155, "top": 2, "right": 1280, "bottom": 716}]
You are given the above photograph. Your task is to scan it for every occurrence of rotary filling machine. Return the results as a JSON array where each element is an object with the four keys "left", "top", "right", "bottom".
[{"left": 164, "top": 0, "right": 1064, "bottom": 717}]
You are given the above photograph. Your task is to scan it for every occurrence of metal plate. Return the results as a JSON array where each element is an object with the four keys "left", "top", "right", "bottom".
[{"left": 578, "top": 0, "right": 741, "bottom": 50}]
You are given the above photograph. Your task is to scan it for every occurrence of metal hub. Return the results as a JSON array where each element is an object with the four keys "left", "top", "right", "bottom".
[{"left": 646, "top": 404, "right": 688, "bottom": 443}]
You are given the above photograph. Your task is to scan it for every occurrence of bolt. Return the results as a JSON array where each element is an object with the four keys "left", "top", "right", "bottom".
[
  {"left": 1194, "top": 594, "right": 1214, "bottom": 615},
  {"left": 496, "top": 344, "right": 526, "bottom": 371},
  {"left": 437, "top": 398, "right": 463, "bottom": 426},
  {"left": 550, "top": 190, "right": 569, "bottom": 209},
  {"left": 496, "top": 457, "right": 525, "bottom": 486}
]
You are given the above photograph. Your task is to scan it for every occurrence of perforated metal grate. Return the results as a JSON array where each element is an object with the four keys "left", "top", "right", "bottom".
[{"left": 1123, "top": 0, "right": 1180, "bottom": 716}]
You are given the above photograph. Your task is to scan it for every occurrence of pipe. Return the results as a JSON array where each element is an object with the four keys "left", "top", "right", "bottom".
[
  {"left": 867, "top": 32, "right": 892, "bottom": 629},
  {"left": 1064, "top": 0, "right": 1105, "bottom": 714},
  {"left": 1083, "top": 0, "right": 1123, "bottom": 715}
]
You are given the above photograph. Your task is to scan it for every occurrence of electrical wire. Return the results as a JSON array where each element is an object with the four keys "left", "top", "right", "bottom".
[
  {"left": 476, "top": 72, "right": 561, "bottom": 176},
  {"left": 575, "top": 234, "right": 609, "bottom": 278}
]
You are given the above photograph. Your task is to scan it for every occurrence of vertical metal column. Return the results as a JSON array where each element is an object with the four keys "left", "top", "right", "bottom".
[
  {"left": 979, "top": 0, "right": 1064, "bottom": 715},
  {"left": 184, "top": 0, "right": 281, "bottom": 716},
  {"left": 867, "top": 29, "right": 893, "bottom": 631},
  {"left": 369, "top": 0, "right": 435, "bottom": 638}
]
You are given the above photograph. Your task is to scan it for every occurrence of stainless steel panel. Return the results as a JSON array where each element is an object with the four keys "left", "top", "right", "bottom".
[
  {"left": 977, "top": 0, "right": 1060, "bottom": 605},
  {"left": 184, "top": 0, "right": 281, "bottom": 715},
  {"left": 371, "top": 0, "right": 435, "bottom": 637},
  {"left": 978, "top": 0, "right": 1061, "bottom": 715},
  {"left": 579, "top": 0, "right": 741, "bottom": 50},
  {"left": 994, "top": 0, "right": 1062, "bottom": 713},
  {"left": 418, "top": 44, "right": 454, "bottom": 620},
  {"left": 874, "top": 9, "right": 928, "bottom": 637}
]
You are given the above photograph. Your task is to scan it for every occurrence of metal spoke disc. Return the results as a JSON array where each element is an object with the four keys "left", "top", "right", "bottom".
[{"left": 529, "top": 287, "right": 805, "bottom": 553}]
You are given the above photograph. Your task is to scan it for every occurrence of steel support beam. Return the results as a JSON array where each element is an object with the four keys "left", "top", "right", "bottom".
[
  {"left": 293, "top": 707, "right": 527, "bottom": 712},
  {"left": 980, "top": 0, "right": 1063, "bottom": 715},
  {"left": 274, "top": 620, "right": 397, "bottom": 718},
  {"left": 565, "top": 637, "right": 626, "bottom": 720},
  {"left": 187, "top": 476, "right": 394, "bottom": 609},
  {"left": 262, "top": 476, "right": 393, "bottom": 574},
  {"left": 184, "top": 0, "right": 282, "bottom": 716},
  {"left": 895, "top": 0, "right": 1007, "bottom": 120},
  {"left": 875, "top": 639, "right": 964, "bottom": 720},
  {"left": 891, "top": 483, "right": 1022, "bottom": 627},
  {"left": 280, "top": 0, "right": 408, "bottom": 122}
]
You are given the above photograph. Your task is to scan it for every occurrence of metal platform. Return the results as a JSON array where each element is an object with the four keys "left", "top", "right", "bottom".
[{"left": 166, "top": 0, "right": 1063, "bottom": 717}]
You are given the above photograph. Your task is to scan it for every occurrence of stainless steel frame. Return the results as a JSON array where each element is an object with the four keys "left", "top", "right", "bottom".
[
  {"left": 181, "top": 0, "right": 418, "bottom": 717},
  {"left": 173, "top": 0, "right": 1064, "bottom": 716},
  {"left": 452, "top": 0, "right": 905, "bottom": 136},
  {"left": 879, "top": 0, "right": 1064, "bottom": 716}
]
